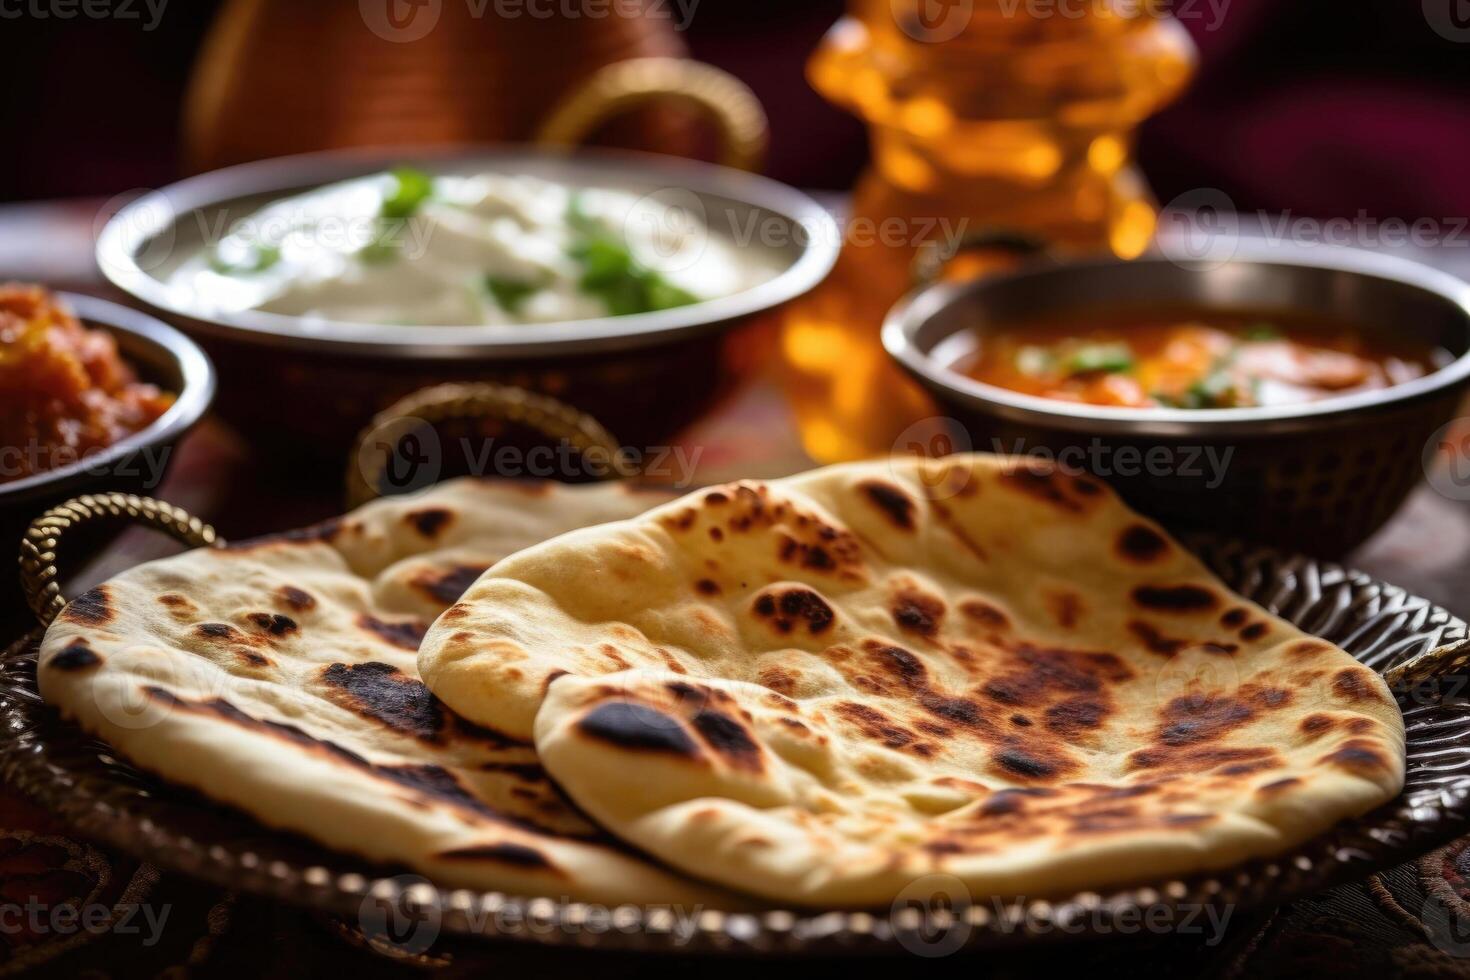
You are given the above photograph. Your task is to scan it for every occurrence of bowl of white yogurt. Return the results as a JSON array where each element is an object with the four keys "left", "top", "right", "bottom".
[{"left": 97, "top": 146, "right": 839, "bottom": 458}]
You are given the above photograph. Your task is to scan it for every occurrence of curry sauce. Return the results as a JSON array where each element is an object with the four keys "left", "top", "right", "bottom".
[{"left": 953, "top": 308, "right": 1443, "bottom": 409}]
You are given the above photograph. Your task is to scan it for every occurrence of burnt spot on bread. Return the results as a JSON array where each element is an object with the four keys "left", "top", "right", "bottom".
[
  {"left": 48, "top": 642, "right": 101, "bottom": 671},
  {"left": 1288, "top": 640, "right": 1333, "bottom": 658},
  {"left": 405, "top": 508, "right": 453, "bottom": 538},
  {"left": 859, "top": 480, "right": 916, "bottom": 530},
  {"left": 661, "top": 508, "right": 698, "bottom": 533},
  {"left": 62, "top": 587, "right": 112, "bottom": 626},
  {"left": 196, "top": 622, "right": 240, "bottom": 641},
  {"left": 1220, "top": 608, "right": 1249, "bottom": 629},
  {"left": 961, "top": 600, "right": 1009, "bottom": 631},
  {"left": 1128, "top": 621, "right": 1187, "bottom": 657},
  {"left": 277, "top": 586, "right": 316, "bottom": 612},
  {"left": 411, "top": 564, "right": 490, "bottom": 606},
  {"left": 1257, "top": 777, "right": 1302, "bottom": 796},
  {"left": 247, "top": 612, "right": 298, "bottom": 637},
  {"left": 1155, "top": 694, "right": 1254, "bottom": 747},
  {"left": 695, "top": 578, "right": 721, "bottom": 596},
  {"left": 978, "top": 788, "right": 1050, "bottom": 816},
  {"left": 1239, "top": 622, "right": 1270, "bottom": 642},
  {"left": 1043, "top": 698, "right": 1107, "bottom": 738},
  {"left": 439, "top": 842, "right": 558, "bottom": 872},
  {"left": 708, "top": 526, "right": 724, "bottom": 542},
  {"left": 991, "top": 744, "right": 1076, "bottom": 783},
  {"left": 1132, "top": 584, "right": 1219, "bottom": 613},
  {"left": 1117, "top": 524, "right": 1169, "bottom": 563},
  {"left": 357, "top": 614, "right": 429, "bottom": 651},
  {"left": 156, "top": 592, "right": 199, "bottom": 620},
  {"left": 691, "top": 709, "right": 762, "bottom": 771},
  {"left": 1299, "top": 713, "right": 1335, "bottom": 738},
  {"left": 321, "top": 662, "right": 445, "bottom": 742},
  {"left": 138, "top": 687, "right": 540, "bottom": 826},
  {"left": 752, "top": 588, "right": 835, "bottom": 635},
  {"left": 1321, "top": 740, "right": 1390, "bottom": 777},
  {"left": 980, "top": 642, "right": 1132, "bottom": 710},
  {"left": 1047, "top": 592, "right": 1084, "bottom": 630},
  {"left": 835, "top": 701, "right": 932, "bottom": 754},
  {"left": 577, "top": 702, "right": 700, "bottom": 758},
  {"left": 892, "top": 588, "right": 944, "bottom": 638},
  {"left": 1246, "top": 685, "right": 1292, "bottom": 710},
  {"left": 996, "top": 463, "right": 1087, "bottom": 514},
  {"left": 1333, "top": 668, "right": 1385, "bottom": 704},
  {"left": 1128, "top": 744, "right": 1278, "bottom": 774},
  {"left": 759, "top": 665, "right": 799, "bottom": 695}
]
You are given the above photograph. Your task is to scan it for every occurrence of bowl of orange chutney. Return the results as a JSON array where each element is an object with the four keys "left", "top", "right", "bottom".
[{"left": 0, "top": 286, "right": 214, "bottom": 615}]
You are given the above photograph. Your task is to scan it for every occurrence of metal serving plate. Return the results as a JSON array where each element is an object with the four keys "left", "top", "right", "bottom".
[{"left": 0, "top": 537, "right": 1467, "bottom": 956}]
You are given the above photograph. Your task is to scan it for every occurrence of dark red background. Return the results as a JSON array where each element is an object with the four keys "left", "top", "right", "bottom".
[{"left": 1, "top": 0, "right": 1467, "bottom": 220}]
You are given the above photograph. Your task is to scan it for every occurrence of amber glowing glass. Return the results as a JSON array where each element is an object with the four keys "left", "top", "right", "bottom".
[{"left": 781, "top": 0, "right": 1197, "bottom": 461}]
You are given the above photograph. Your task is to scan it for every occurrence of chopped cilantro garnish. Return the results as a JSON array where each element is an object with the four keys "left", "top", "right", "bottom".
[
  {"left": 1063, "top": 342, "right": 1135, "bottom": 376},
  {"left": 567, "top": 230, "right": 698, "bottom": 317},
  {"left": 208, "top": 242, "right": 282, "bottom": 276},
  {"left": 486, "top": 276, "right": 541, "bottom": 313},
  {"left": 381, "top": 167, "right": 434, "bottom": 220}
]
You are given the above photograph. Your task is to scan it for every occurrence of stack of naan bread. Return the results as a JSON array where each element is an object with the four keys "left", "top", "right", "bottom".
[{"left": 40, "top": 456, "right": 1405, "bottom": 909}]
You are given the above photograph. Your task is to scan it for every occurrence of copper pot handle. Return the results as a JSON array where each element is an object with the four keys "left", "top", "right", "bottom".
[
  {"left": 345, "top": 382, "right": 629, "bottom": 509},
  {"left": 535, "top": 57, "right": 769, "bottom": 173},
  {"left": 20, "top": 494, "right": 222, "bottom": 629},
  {"left": 1383, "top": 638, "right": 1470, "bottom": 690}
]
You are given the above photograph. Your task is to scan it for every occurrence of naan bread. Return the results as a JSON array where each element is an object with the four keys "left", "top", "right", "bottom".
[
  {"left": 39, "top": 479, "right": 736, "bottom": 907},
  {"left": 419, "top": 455, "right": 1406, "bottom": 908}
]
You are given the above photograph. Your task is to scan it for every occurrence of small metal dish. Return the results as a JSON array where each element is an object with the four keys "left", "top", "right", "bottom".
[
  {"left": 96, "top": 146, "right": 840, "bottom": 460},
  {"left": 882, "top": 241, "right": 1470, "bottom": 556},
  {"left": 0, "top": 294, "right": 214, "bottom": 617}
]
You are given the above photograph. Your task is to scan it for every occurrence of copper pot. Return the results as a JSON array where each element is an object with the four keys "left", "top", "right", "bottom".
[{"left": 184, "top": 1, "right": 764, "bottom": 172}]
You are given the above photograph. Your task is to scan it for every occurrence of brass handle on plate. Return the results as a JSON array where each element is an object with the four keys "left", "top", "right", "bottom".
[
  {"left": 345, "top": 382, "right": 628, "bottom": 509},
  {"left": 20, "top": 493, "right": 222, "bottom": 629},
  {"left": 536, "top": 57, "right": 769, "bottom": 173}
]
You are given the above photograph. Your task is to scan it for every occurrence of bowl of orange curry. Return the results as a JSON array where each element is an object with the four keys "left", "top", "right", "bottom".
[
  {"left": 883, "top": 242, "right": 1470, "bottom": 555},
  {"left": 0, "top": 285, "right": 214, "bottom": 615}
]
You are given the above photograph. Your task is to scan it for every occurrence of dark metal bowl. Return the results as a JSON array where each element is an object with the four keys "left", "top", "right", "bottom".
[
  {"left": 95, "top": 146, "right": 839, "bottom": 464},
  {"left": 883, "top": 242, "right": 1470, "bottom": 556},
  {"left": 0, "top": 294, "right": 215, "bottom": 616}
]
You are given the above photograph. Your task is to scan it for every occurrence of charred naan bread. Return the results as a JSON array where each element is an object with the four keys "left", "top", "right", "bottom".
[
  {"left": 419, "top": 455, "right": 1406, "bottom": 908},
  {"left": 39, "top": 479, "right": 738, "bottom": 907}
]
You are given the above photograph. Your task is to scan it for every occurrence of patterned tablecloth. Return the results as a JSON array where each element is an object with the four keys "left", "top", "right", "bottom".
[{"left": 2, "top": 200, "right": 1470, "bottom": 976}]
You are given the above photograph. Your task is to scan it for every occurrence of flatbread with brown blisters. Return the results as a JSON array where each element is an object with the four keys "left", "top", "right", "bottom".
[
  {"left": 39, "top": 479, "right": 739, "bottom": 907},
  {"left": 419, "top": 455, "right": 1406, "bottom": 908}
]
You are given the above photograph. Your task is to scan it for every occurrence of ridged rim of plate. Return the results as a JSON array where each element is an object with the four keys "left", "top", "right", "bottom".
[{"left": 1, "top": 535, "right": 1467, "bottom": 956}]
